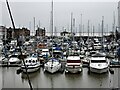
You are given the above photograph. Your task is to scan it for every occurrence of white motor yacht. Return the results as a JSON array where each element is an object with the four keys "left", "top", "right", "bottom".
[
  {"left": 89, "top": 52, "right": 109, "bottom": 73},
  {"left": 65, "top": 51, "right": 82, "bottom": 73}
]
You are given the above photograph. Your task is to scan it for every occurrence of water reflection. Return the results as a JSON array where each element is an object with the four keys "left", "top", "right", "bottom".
[
  {"left": 21, "top": 71, "right": 40, "bottom": 80},
  {"left": 0, "top": 68, "right": 2, "bottom": 89},
  {"left": 1, "top": 67, "right": 119, "bottom": 88}
]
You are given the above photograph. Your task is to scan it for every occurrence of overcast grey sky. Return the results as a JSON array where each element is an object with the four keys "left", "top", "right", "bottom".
[{"left": 1, "top": 0, "right": 119, "bottom": 34}]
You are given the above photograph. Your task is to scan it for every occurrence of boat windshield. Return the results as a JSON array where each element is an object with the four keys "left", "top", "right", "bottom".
[
  {"left": 91, "top": 60, "right": 107, "bottom": 63},
  {"left": 49, "top": 58, "right": 58, "bottom": 62},
  {"left": 31, "top": 53, "right": 38, "bottom": 58},
  {"left": 69, "top": 52, "right": 79, "bottom": 56},
  {"left": 10, "top": 55, "right": 18, "bottom": 58},
  {"left": 67, "top": 60, "right": 81, "bottom": 63}
]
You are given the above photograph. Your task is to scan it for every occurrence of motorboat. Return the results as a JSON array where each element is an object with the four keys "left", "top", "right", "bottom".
[
  {"left": 0, "top": 40, "right": 3, "bottom": 51},
  {"left": 110, "top": 59, "right": 120, "bottom": 67},
  {"left": 41, "top": 48, "right": 50, "bottom": 59},
  {"left": 38, "top": 48, "right": 50, "bottom": 65},
  {"left": 0, "top": 54, "right": 8, "bottom": 64},
  {"left": 21, "top": 53, "right": 40, "bottom": 73},
  {"left": 44, "top": 58, "right": 61, "bottom": 73},
  {"left": 65, "top": 51, "right": 82, "bottom": 73},
  {"left": 89, "top": 52, "right": 109, "bottom": 73},
  {"left": 8, "top": 54, "right": 21, "bottom": 64}
]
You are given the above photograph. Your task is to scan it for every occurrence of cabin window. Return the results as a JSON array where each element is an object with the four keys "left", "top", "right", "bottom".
[
  {"left": 33, "top": 60, "right": 35, "bottom": 63},
  {"left": 67, "top": 60, "right": 81, "bottom": 63},
  {"left": 29, "top": 60, "right": 31, "bottom": 63},
  {"left": 91, "top": 60, "right": 107, "bottom": 63},
  {"left": 26, "top": 60, "right": 28, "bottom": 63}
]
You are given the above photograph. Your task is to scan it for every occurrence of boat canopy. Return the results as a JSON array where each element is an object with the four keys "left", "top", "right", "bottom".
[
  {"left": 92, "top": 52, "right": 105, "bottom": 57},
  {"left": 54, "top": 47, "right": 62, "bottom": 51},
  {"left": 49, "top": 58, "right": 59, "bottom": 62}
]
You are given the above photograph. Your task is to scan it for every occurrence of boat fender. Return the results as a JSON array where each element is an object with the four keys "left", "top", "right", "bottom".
[
  {"left": 109, "top": 68, "right": 114, "bottom": 74},
  {"left": 16, "top": 68, "right": 23, "bottom": 74}
]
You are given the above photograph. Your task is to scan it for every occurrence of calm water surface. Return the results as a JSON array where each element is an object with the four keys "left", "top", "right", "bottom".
[{"left": 1, "top": 67, "right": 119, "bottom": 88}]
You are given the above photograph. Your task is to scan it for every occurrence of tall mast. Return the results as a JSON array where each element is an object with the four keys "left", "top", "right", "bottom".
[
  {"left": 5, "top": 26, "right": 7, "bottom": 40},
  {"left": 91, "top": 23, "right": 92, "bottom": 37},
  {"left": 55, "top": 26, "right": 57, "bottom": 36},
  {"left": 88, "top": 20, "right": 90, "bottom": 40},
  {"left": 93, "top": 25, "right": 95, "bottom": 37},
  {"left": 101, "top": 16, "right": 104, "bottom": 50},
  {"left": 83, "top": 24, "right": 84, "bottom": 36},
  {"left": 29, "top": 21, "right": 31, "bottom": 30},
  {"left": 71, "top": 12, "right": 73, "bottom": 34},
  {"left": 6, "top": 0, "right": 15, "bottom": 39},
  {"left": 98, "top": 23, "right": 101, "bottom": 37},
  {"left": 33, "top": 17, "right": 35, "bottom": 36},
  {"left": 80, "top": 14, "right": 82, "bottom": 37},
  {"left": 106, "top": 24, "right": 108, "bottom": 36},
  {"left": 113, "top": 11, "right": 115, "bottom": 41},
  {"left": 51, "top": 0, "right": 54, "bottom": 58},
  {"left": 73, "top": 18, "right": 75, "bottom": 34},
  {"left": 39, "top": 20, "right": 40, "bottom": 28},
  {"left": 79, "top": 24, "right": 81, "bottom": 36},
  {"left": 73, "top": 18, "right": 75, "bottom": 41},
  {"left": 51, "top": 0, "right": 53, "bottom": 37}
]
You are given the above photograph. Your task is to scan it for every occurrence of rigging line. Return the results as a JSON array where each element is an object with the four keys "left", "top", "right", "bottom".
[{"left": 6, "top": 0, "right": 33, "bottom": 90}]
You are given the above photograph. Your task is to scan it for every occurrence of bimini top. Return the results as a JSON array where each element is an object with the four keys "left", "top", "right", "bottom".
[
  {"left": 91, "top": 52, "right": 105, "bottom": 57},
  {"left": 49, "top": 58, "right": 59, "bottom": 62},
  {"left": 54, "top": 47, "right": 62, "bottom": 51}
]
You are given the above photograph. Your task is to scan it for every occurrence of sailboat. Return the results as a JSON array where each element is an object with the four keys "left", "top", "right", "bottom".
[{"left": 44, "top": 0, "right": 61, "bottom": 73}]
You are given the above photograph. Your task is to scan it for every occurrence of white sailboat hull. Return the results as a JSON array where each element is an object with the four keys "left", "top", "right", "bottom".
[{"left": 44, "top": 63, "right": 61, "bottom": 73}]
